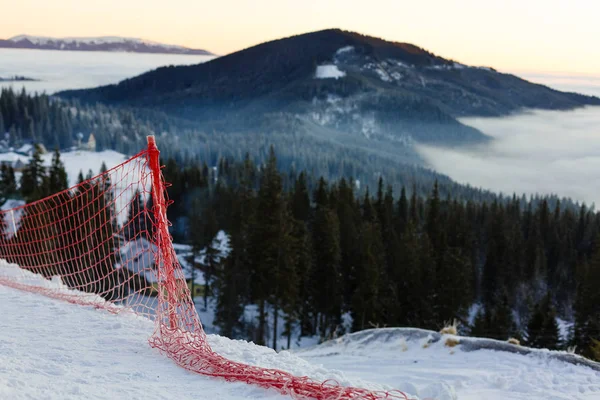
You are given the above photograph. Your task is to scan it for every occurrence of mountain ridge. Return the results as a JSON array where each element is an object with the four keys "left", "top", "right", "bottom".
[
  {"left": 58, "top": 28, "right": 600, "bottom": 161},
  {"left": 0, "top": 34, "right": 213, "bottom": 55}
]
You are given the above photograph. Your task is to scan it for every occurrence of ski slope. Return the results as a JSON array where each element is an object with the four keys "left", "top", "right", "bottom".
[
  {"left": 1, "top": 264, "right": 599, "bottom": 400},
  {"left": 297, "top": 330, "right": 600, "bottom": 400}
]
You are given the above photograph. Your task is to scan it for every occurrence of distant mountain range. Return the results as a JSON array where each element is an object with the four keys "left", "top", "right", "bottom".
[
  {"left": 59, "top": 29, "right": 600, "bottom": 164},
  {"left": 0, "top": 35, "right": 213, "bottom": 55}
]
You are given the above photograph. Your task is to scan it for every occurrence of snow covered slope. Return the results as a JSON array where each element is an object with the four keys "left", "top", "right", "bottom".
[
  {"left": 0, "top": 149, "right": 128, "bottom": 187},
  {"left": 296, "top": 329, "right": 600, "bottom": 400},
  {"left": 0, "top": 284, "right": 287, "bottom": 400},
  {"left": 1, "top": 263, "right": 599, "bottom": 400},
  {"left": 50, "top": 150, "right": 129, "bottom": 186},
  {"left": 0, "top": 281, "right": 418, "bottom": 399}
]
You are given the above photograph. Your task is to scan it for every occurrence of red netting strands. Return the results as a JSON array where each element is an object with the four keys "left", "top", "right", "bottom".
[{"left": 0, "top": 136, "right": 409, "bottom": 400}]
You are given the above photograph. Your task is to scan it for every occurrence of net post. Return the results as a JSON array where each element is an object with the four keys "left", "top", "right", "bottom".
[{"left": 147, "top": 135, "right": 177, "bottom": 330}]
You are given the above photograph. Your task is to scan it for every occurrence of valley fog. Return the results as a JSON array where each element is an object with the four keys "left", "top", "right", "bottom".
[
  {"left": 418, "top": 106, "right": 600, "bottom": 207},
  {"left": 0, "top": 48, "right": 214, "bottom": 94}
]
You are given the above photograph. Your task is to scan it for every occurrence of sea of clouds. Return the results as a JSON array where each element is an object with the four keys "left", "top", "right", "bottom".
[{"left": 418, "top": 105, "right": 600, "bottom": 207}]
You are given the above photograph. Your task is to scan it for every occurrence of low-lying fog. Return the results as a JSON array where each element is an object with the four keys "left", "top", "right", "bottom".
[
  {"left": 417, "top": 106, "right": 600, "bottom": 207},
  {"left": 0, "top": 48, "right": 214, "bottom": 94}
]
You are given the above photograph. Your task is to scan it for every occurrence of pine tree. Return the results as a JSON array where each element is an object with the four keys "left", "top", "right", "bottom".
[
  {"left": 336, "top": 178, "right": 361, "bottom": 312},
  {"left": 45, "top": 148, "right": 68, "bottom": 194},
  {"left": 0, "top": 164, "right": 17, "bottom": 204},
  {"left": 527, "top": 294, "right": 560, "bottom": 350},
  {"left": 426, "top": 181, "right": 444, "bottom": 254},
  {"left": 394, "top": 186, "right": 408, "bottom": 235},
  {"left": 125, "top": 190, "right": 146, "bottom": 240},
  {"left": 20, "top": 144, "right": 47, "bottom": 202},
  {"left": 291, "top": 172, "right": 311, "bottom": 222},
  {"left": 419, "top": 233, "right": 438, "bottom": 329},
  {"left": 289, "top": 217, "right": 312, "bottom": 342},
  {"left": 437, "top": 247, "right": 473, "bottom": 323},
  {"left": 395, "top": 221, "right": 423, "bottom": 326},
  {"left": 201, "top": 208, "right": 219, "bottom": 310},
  {"left": 214, "top": 160, "right": 255, "bottom": 339},
  {"left": 313, "top": 177, "right": 328, "bottom": 208},
  {"left": 311, "top": 205, "right": 342, "bottom": 340},
  {"left": 274, "top": 202, "right": 299, "bottom": 349},
  {"left": 249, "top": 146, "right": 288, "bottom": 346},
  {"left": 470, "top": 308, "right": 492, "bottom": 338},
  {"left": 590, "top": 339, "right": 600, "bottom": 362},
  {"left": 573, "top": 240, "right": 600, "bottom": 359},
  {"left": 352, "top": 221, "right": 382, "bottom": 331},
  {"left": 490, "top": 293, "right": 517, "bottom": 340}
]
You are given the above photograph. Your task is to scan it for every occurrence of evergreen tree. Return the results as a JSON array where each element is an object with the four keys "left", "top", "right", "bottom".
[
  {"left": 312, "top": 205, "right": 342, "bottom": 339},
  {"left": 352, "top": 220, "right": 383, "bottom": 331},
  {"left": 490, "top": 293, "right": 517, "bottom": 340},
  {"left": 394, "top": 220, "right": 422, "bottom": 326},
  {"left": 395, "top": 186, "right": 408, "bottom": 235},
  {"left": 214, "top": 159, "right": 255, "bottom": 338},
  {"left": 470, "top": 308, "right": 493, "bottom": 338},
  {"left": 20, "top": 144, "right": 47, "bottom": 202},
  {"left": 573, "top": 241, "right": 600, "bottom": 359},
  {"left": 201, "top": 208, "right": 219, "bottom": 310},
  {"left": 249, "top": 146, "right": 288, "bottom": 346},
  {"left": 590, "top": 339, "right": 600, "bottom": 362},
  {"left": 526, "top": 294, "right": 560, "bottom": 350},
  {"left": 289, "top": 216, "right": 313, "bottom": 341},
  {"left": 291, "top": 172, "right": 311, "bottom": 222},
  {"left": 125, "top": 190, "right": 145, "bottom": 240},
  {"left": 45, "top": 148, "right": 68, "bottom": 194},
  {"left": 0, "top": 164, "right": 17, "bottom": 203}
]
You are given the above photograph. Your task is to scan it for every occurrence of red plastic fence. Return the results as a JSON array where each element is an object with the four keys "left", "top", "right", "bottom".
[{"left": 0, "top": 136, "right": 409, "bottom": 400}]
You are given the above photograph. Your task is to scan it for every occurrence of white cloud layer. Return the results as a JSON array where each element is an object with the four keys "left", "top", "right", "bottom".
[{"left": 417, "top": 106, "right": 600, "bottom": 207}]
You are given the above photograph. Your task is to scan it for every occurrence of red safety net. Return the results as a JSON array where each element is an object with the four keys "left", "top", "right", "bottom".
[{"left": 0, "top": 137, "right": 409, "bottom": 400}]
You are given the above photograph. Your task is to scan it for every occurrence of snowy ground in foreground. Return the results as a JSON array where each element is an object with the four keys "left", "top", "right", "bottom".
[
  {"left": 0, "top": 283, "right": 416, "bottom": 400},
  {"left": 0, "top": 285, "right": 286, "bottom": 400},
  {"left": 297, "top": 330, "right": 600, "bottom": 400},
  {"left": 1, "top": 279, "right": 599, "bottom": 400}
]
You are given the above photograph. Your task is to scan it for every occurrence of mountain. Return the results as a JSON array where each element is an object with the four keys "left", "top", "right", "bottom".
[
  {"left": 0, "top": 34, "right": 213, "bottom": 55},
  {"left": 58, "top": 29, "right": 600, "bottom": 162}
]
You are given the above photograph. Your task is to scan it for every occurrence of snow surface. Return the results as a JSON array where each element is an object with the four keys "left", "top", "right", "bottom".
[
  {"left": 297, "top": 329, "right": 600, "bottom": 400},
  {"left": 0, "top": 263, "right": 421, "bottom": 399},
  {"left": 51, "top": 150, "right": 129, "bottom": 187},
  {"left": 0, "top": 283, "right": 289, "bottom": 400},
  {"left": 2, "top": 260, "right": 599, "bottom": 400},
  {"left": 0, "top": 149, "right": 127, "bottom": 187},
  {"left": 335, "top": 46, "right": 354, "bottom": 55},
  {"left": 315, "top": 65, "right": 346, "bottom": 79}
]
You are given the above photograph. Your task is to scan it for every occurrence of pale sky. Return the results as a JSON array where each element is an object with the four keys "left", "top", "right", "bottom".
[{"left": 2, "top": 0, "right": 599, "bottom": 74}]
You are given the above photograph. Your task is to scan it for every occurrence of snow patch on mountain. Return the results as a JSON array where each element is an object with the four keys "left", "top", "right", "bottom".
[
  {"left": 315, "top": 65, "right": 346, "bottom": 79},
  {"left": 335, "top": 46, "right": 354, "bottom": 55}
]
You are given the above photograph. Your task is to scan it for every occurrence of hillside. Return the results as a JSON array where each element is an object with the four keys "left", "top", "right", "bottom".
[
  {"left": 0, "top": 35, "right": 213, "bottom": 55},
  {"left": 1, "top": 275, "right": 598, "bottom": 400},
  {"left": 59, "top": 29, "right": 600, "bottom": 151}
]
